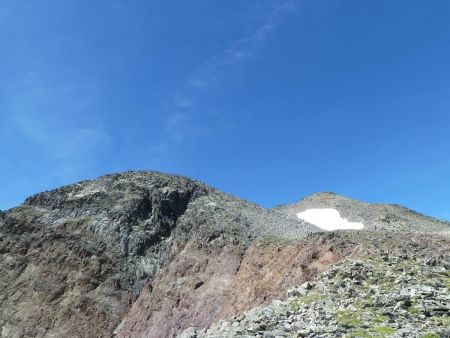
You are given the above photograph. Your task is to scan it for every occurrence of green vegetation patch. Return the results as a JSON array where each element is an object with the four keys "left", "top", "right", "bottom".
[
  {"left": 336, "top": 310, "right": 363, "bottom": 327},
  {"left": 440, "top": 317, "right": 450, "bottom": 327},
  {"left": 421, "top": 334, "right": 439, "bottom": 338},
  {"left": 407, "top": 305, "right": 421, "bottom": 314},
  {"left": 364, "top": 307, "right": 388, "bottom": 324},
  {"left": 374, "top": 326, "right": 396, "bottom": 335},
  {"left": 347, "top": 330, "right": 373, "bottom": 338},
  {"left": 288, "top": 299, "right": 301, "bottom": 313},
  {"left": 299, "top": 292, "right": 323, "bottom": 304}
]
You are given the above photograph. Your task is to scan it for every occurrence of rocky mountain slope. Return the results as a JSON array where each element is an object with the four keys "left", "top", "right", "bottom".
[
  {"left": 0, "top": 171, "right": 449, "bottom": 338},
  {"left": 181, "top": 233, "right": 450, "bottom": 337},
  {"left": 276, "top": 192, "right": 450, "bottom": 235}
]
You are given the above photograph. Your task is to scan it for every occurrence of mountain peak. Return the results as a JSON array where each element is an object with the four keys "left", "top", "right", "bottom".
[{"left": 276, "top": 191, "right": 449, "bottom": 234}]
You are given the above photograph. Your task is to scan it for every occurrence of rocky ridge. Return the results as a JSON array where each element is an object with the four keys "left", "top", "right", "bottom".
[
  {"left": 1, "top": 171, "right": 449, "bottom": 338},
  {"left": 277, "top": 192, "right": 450, "bottom": 235}
]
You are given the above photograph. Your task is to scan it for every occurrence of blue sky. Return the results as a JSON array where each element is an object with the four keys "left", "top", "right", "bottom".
[{"left": 1, "top": 0, "right": 450, "bottom": 220}]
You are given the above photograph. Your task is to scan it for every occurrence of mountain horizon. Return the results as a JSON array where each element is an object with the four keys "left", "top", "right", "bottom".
[
  {"left": 1, "top": 170, "right": 449, "bottom": 337},
  {"left": 3, "top": 170, "right": 450, "bottom": 225}
]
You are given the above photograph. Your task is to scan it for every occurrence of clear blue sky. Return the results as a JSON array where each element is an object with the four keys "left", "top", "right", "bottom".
[{"left": 1, "top": 0, "right": 450, "bottom": 220}]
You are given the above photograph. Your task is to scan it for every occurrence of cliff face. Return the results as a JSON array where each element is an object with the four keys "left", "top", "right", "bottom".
[
  {"left": 1, "top": 172, "right": 449, "bottom": 338},
  {"left": 0, "top": 172, "right": 206, "bottom": 337}
]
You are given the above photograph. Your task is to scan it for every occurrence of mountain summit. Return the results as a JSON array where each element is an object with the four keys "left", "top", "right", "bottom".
[
  {"left": 276, "top": 192, "right": 450, "bottom": 234},
  {"left": 1, "top": 171, "right": 449, "bottom": 337}
]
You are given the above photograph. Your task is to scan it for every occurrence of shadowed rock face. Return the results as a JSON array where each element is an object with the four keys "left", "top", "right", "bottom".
[
  {"left": 0, "top": 172, "right": 207, "bottom": 338},
  {"left": 1, "top": 172, "right": 449, "bottom": 338}
]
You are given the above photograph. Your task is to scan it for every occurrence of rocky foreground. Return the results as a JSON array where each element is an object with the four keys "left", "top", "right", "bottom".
[
  {"left": 1, "top": 171, "right": 449, "bottom": 337},
  {"left": 182, "top": 250, "right": 450, "bottom": 337}
]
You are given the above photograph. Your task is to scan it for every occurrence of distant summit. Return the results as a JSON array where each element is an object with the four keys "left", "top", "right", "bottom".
[{"left": 276, "top": 191, "right": 450, "bottom": 235}]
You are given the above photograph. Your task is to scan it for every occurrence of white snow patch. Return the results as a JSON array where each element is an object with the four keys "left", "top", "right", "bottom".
[{"left": 296, "top": 208, "right": 365, "bottom": 231}]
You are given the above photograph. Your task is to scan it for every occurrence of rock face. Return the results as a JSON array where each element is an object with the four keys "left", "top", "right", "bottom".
[
  {"left": 0, "top": 171, "right": 316, "bottom": 338},
  {"left": 114, "top": 233, "right": 361, "bottom": 338},
  {"left": 0, "top": 171, "right": 449, "bottom": 338}
]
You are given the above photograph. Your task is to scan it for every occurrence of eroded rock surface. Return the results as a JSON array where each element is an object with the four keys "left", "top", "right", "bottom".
[{"left": 1, "top": 172, "right": 449, "bottom": 338}]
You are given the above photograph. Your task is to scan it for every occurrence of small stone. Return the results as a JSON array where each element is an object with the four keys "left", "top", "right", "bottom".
[{"left": 283, "top": 323, "right": 292, "bottom": 332}]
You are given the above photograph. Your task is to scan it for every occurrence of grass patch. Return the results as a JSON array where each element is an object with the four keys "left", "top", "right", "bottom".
[
  {"left": 374, "top": 326, "right": 395, "bottom": 335},
  {"left": 347, "top": 330, "right": 373, "bottom": 338},
  {"left": 364, "top": 307, "right": 388, "bottom": 324},
  {"left": 407, "top": 306, "right": 421, "bottom": 314},
  {"left": 299, "top": 293, "right": 323, "bottom": 304},
  {"left": 336, "top": 310, "right": 363, "bottom": 327},
  {"left": 440, "top": 317, "right": 450, "bottom": 327},
  {"left": 288, "top": 300, "right": 301, "bottom": 312}
]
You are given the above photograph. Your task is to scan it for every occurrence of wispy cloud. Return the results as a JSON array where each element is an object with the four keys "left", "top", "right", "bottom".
[
  {"left": 156, "top": 0, "right": 297, "bottom": 157},
  {"left": 173, "top": 93, "right": 195, "bottom": 108},
  {"left": 184, "top": 0, "right": 297, "bottom": 93}
]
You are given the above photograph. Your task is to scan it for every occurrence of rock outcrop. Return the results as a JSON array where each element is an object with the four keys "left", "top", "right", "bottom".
[{"left": 1, "top": 171, "right": 449, "bottom": 338}]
